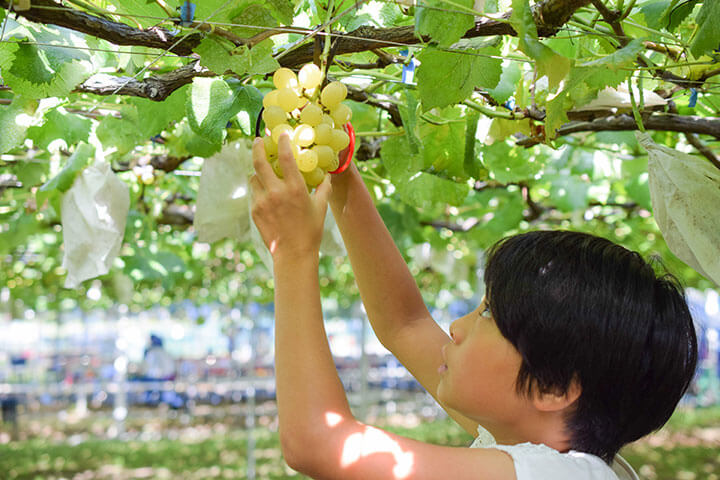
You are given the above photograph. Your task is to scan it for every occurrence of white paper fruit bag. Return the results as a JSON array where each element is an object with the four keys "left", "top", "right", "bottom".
[
  {"left": 194, "top": 139, "right": 346, "bottom": 270},
  {"left": 61, "top": 161, "right": 129, "bottom": 288},
  {"left": 637, "top": 132, "right": 720, "bottom": 286},
  {"left": 194, "top": 140, "right": 254, "bottom": 244}
]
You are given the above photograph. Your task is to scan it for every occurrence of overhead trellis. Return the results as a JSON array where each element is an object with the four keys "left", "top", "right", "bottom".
[{"left": 1, "top": 0, "right": 719, "bottom": 312}]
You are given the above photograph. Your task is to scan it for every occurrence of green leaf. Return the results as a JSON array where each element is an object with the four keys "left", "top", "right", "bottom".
[
  {"left": 196, "top": 36, "right": 278, "bottom": 77},
  {"left": 690, "top": 0, "right": 720, "bottom": 57},
  {"left": 0, "top": 96, "right": 37, "bottom": 154},
  {"left": 96, "top": 115, "right": 144, "bottom": 156},
  {"left": 227, "top": 3, "right": 277, "bottom": 38},
  {"left": 420, "top": 121, "right": 466, "bottom": 179},
  {"left": 229, "top": 84, "right": 264, "bottom": 135},
  {"left": 1, "top": 26, "right": 94, "bottom": 99},
  {"left": 381, "top": 135, "right": 469, "bottom": 208},
  {"left": 128, "top": 86, "right": 188, "bottom": 139},
  {"left": 417, "top": 46, "right": 502, "bottom": 111},
  {"left": 488, "top": 62, "right": 522, "bottom": 104},
  {"left": 229, "top": 39, "right": 280, "bottom": 76},
  {"left": 415, "top": 0, "right": 475, "bottom": 47},
  {"left": 464, "top": 110, "right": 482, "bottom": 179},
  {"left": 186, "top": 77, "right": 241, "bottom": 148},
  {"left": 37, "top": 143, "right": 94, "bottom": 213},
  {"left": 13, "top": 160, "right": 48, "bottom": 187},
  {"left": 640, "top": 0, "right": 672, "bottom": 29},
  {"left": 510, "top": 0, "right": 570, "bottom": 90},
  {"left": 27, "top": 108, "right": 92, "bottom": 150},
  {"left": 398, "top": 87, "right": 422, "bottom": 155},
  {"left": 482, "top": 141, "right": 543, "bottom": 183}
]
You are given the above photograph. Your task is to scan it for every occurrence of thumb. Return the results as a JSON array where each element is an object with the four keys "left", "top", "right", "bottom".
[{"left": 313, "top": 173, "right": 332, "bottom": 208}]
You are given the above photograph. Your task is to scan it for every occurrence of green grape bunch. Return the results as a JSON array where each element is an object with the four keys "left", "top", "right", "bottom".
[{"left": 260, "top": 64, "right": 352, "bottom": 188}]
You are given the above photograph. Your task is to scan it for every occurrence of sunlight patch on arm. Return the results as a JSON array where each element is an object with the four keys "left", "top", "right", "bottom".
[{"left": 340, "top": 426, "right": 415, "bottom": 479}]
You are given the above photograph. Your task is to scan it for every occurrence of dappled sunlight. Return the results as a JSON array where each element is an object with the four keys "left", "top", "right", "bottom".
[
  {"left": 340, "top": 425, "right": 415, "bottom": 479},
  {"left": 325, "top": 411, "right": 343, "bottom": 427}
]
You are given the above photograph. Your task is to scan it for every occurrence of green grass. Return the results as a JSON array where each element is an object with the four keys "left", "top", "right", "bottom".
[{"left": 1, "top": 407, "right": 718, "bottom": 479}]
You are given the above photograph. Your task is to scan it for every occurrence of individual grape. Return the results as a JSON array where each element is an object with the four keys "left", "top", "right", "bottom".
[
  {"left": 312, "top": 145, "right": 336, "bottom": 170},
  {"left": 320, "top": 81, "right": 347, "bottom": 109},
  {"left": 315, "top": 123, "right": 333, "bottom": 145},
  {"left": 262, "top": 105, "right": 287, "bottom": 129},
  {"left": 263, "top": 135, "right": 278, "bottom": 156},
  {"left": 300, "top": 103, "right": 323, "bottom": 126},
  {"left": 298, "top": 63, "right": 322, "bottom": 89},
  {"left": 271, "top": 124, "right": 294, "bottom": 143},
  {"left": 273, "top": 67, "right": 297, "bottom": 89},
  {"left": 330, "top": 103, "right": 352, "bottom": 126},
  {"left": 329, "top": 128, "right": 350, "bottom": 152},
  {"left": 293, "top": 124, "right": 316, "bottom": 147},
  {"left": 320, "top": 114, "right": 334, "bottom": 126},
  {"left": 262, "top": 89, "right": 280, "bottom": 109},
  {"left": 302, "top": 167, "right": 326, "bottom": 188},
  {"left": 296, "top": 149, "right": 319, "bottom": 172},
  {"left": 295, "top": 94, "right": 309, "bottom": 110},
  {"left": 277, "top": 88, "right": 299, "bottom": 112}
]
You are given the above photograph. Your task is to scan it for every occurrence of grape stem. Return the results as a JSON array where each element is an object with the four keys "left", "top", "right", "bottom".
[{"left": 320, "top": 0, "right": 335, "bottom": 83}]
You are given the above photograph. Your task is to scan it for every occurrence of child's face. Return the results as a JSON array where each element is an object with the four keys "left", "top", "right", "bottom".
[{"left": 437, "top": 298, "right": 530, "bottom": 427}]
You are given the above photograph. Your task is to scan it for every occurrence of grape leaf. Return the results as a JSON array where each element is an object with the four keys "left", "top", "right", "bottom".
[
  {"left": 640, "top": 0, "right": 672, "bottom": 30},
  {"left": 690, "top": 0, "right": 720, "bottom": 57},
  {"left": 381, "top": 135, "right": 469, "bottom": 208},
  {"left": 27, "top": 108, "right": 92, "bottom": 150},
  {"left": 488, "top": 62, "right": 522, "bottom": 104},
  {"left": 129, "top": 85, "right": 188, "bottom": 139},
  {"left": 417, "top": 46, "right": 502, "bottom": 111},
  {"left": 187, "top": 77, "right": 242, "bottom": 148},
  {"left": 509, "top": 0, "right": 570, "bottom": 90},
  {"left": 0, "top": 96, "right": 38, "bottom": 154},
  {"left": 227, "top": 3, "right": 277, "bottom": 38},
  {"left": 415, "top": 0, "right": 475, "bottom": 47},
  {"left": 397, "top": 88, "right": 422, "bottom": 155},
  {"left": 482, "top": 141, "right": 543, "bottom": 183},
  {"left": 420, "top": 121, "right": 467, "bottom": 180},
  {"left": 1, "top": 26, "right": 94, "bottom": 99},
  {"left": 195, "top": 37, "right": 278, "bottom": 76},
  {"left": 228, "top": 39, "right": 280, "bottom": 76},
  {"left": 96, "top": 114, "right": 145, "bottom": 156},
  {"left": 227, "top": 83, "right": 264, "bottom": 135}
]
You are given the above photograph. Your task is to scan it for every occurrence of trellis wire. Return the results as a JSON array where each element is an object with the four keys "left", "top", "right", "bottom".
[
  {"left": 0, "top": 39, "right": 191, "bottom": 57},
  {"left": 1, "top": 2, "right": 719, "bottom": 91},
  {"left": 84, "top": 0, "right": 235, "bottom": 112},
  {"left": 13, "top": 2, "right": 694, "bottom": 62}
]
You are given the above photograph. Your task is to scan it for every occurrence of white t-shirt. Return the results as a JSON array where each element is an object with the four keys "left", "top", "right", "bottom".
[{"left": 469, "top": 425, "right": 638, "bottom": 480}]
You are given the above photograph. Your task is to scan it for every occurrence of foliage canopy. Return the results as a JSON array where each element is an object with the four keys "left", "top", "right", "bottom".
[{"left": 1, "top": 0, "right": 719, "bottom": 315}]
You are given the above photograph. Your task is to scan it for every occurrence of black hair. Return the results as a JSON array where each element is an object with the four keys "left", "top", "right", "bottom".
[{"left": 483, "top": 230, "right": 698, "bottom": 463}]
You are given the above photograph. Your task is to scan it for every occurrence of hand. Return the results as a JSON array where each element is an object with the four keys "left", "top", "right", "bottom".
[{"left": 250, "top": 133, "right": 332, "bottom": 261}]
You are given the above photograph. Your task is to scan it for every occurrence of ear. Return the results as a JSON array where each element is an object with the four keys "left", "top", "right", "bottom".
[{"left": 532, "top": 378, "right": 581, "bottom": 412}]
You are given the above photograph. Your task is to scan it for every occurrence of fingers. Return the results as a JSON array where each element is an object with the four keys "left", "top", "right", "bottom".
[
  {"left": 313, "top": 173, "right": 332, "bottom": 207},
  {"left": 252, "top": 137, "right": 280, "bottom": 190},
  {"left": 276, "top": 133, "right": 305, "bottom": 186}
]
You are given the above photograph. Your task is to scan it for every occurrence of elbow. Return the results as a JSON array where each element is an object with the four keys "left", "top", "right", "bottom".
[{"left": 279, "top": 425, "right": 324, "bottom": 474}]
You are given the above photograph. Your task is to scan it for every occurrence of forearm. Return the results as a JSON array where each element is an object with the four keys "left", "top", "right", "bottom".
[
  {"left": 272, "top": 255, "right": 353, "bottom": 457},
  {"left": 330, "top": 165, "right": 430, "bottom": 338}
]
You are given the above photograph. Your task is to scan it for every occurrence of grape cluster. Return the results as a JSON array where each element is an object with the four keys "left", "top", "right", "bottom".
[{"left": 261, "top": 64, "right": 352, "bottom": 188}]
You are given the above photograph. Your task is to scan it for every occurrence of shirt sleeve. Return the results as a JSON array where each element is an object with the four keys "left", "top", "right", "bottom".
[{"left": 485, "top": 443, "right": 620, "bottom": 480}]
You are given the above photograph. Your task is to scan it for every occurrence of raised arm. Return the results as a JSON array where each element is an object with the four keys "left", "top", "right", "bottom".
[
  {"left": 329, "top": 164, "right": 478, "bottom": 435},
  {"left": 249, "top": 136, "right": 513, "bottom": 480}
]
